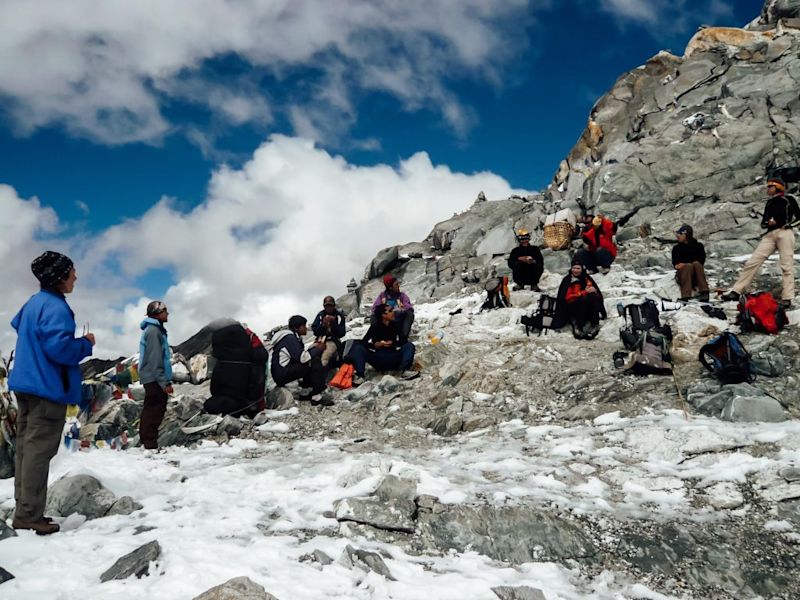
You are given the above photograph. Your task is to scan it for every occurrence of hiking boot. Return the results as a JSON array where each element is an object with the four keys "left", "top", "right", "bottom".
[
  {"left": 720, "top": 291, "right": 740, "bottom": 302},
  {"left": 310, "top": 392, "right": 334, "bottom": 407},
  {"left": 584, "top": 323, "right": 601, "bottom": 339},
  {"left": 512, "top": 284, "right": 523, "bottom": 291},
  {"left": 781, "top": 299, "right": 792, "bottom": 309},
  {"left": 531, "top": 284, "right": 541, "bottom": 292},
  {"left": 400, "top": 370, "right": 420, "bottom": 381},
  {"left": 696, "top": 292, "right": 710, "bottom": 302},
  {"left": 571, "top": 322, "right": 585, "bottom": 339},
  {"left": 600, "top": 267, "right": 611, "bottom": 275},
  {"left": 12, "top": 517, "right": 60, "bottom": 535},
  {"left": 352, "top": 374, "right": 365, "bottom": 387}
]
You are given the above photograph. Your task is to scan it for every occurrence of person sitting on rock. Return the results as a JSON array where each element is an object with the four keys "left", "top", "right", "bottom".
[
  {"left": 554, "top": 258, "right": 606, "bottom": 339},
  {"left": 507, "top": 229, "right": 543, "bottom": 291},
  {"left": 352, "top": 303, "right": 419, "bottom": 386},
  {"left": 672, "top": 223, "right": 709, "bottom": 302},
  {"left": 372, "top": 275, "right": 414, "bottom": 338},
  {"left": 574, "top": 214, "right": 617, "bottom": 274},
  {"left": 204, "top": 322, "right": 268, "bottom": 418},
  {"left": 311, "top": 296, "right": 346, "bottom": 368},
  {"left": 721, "top": 177, "right": 799, "bottom": 309},
  {"left": 270, "top": 315, "right": 332, "bottom": 406}
]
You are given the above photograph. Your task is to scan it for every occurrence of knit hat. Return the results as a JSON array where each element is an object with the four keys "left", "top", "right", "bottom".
[
  {"left": 571, "top": 255, "right": 584, "bottom": 267},
  {"left": 767, "top": 177, "right": 786, "bottom": 192},
  {"left": 383, "top": 274, "right": 397, "bottom": 288},
  {"left": 675, "top": 224, "right": 693, "bottom": 237},
  {"left": 592, "top": 215, "right": 603, "bottom": 227},
  {"left": 31, "top": 251, "right": 74, "bottom": 288}
]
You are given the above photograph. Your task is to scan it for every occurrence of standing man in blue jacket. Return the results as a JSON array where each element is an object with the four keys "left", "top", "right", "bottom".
[
  {"left": 138, "top": 301, "right": 173, "bottom": 450},
  {"left": 9, "top": 251, "right": 95, "bottom": 535}
]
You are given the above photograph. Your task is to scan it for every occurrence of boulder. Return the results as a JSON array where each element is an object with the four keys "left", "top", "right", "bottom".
[
  {"left": 721, "top": 395, "right": 786, "bottom": 422},
  {"left": 339, "top": 544, "right": 396, "bottom": 580},
  {"left": 190, "top": 354, "right": 210, "bottom": 383},
  {"left": 100, "top": 540, "right": 161, "bottom": 582},
  {"left": 265, "top": 387, "right": 294, "bottom": 410},
  {"left": 46, "top": 474, "right": 142, "bottom": 520},
  {"left": 192, "top": 576, "right": 279, "bottom": 600},
  {"left": 427, "top": 413, "right": 463, "bottom": 436},
  {"left": 0, "top": 566, "right": 13, "bottom": 585},
  {"left": 492, "top": 586, "right": 546, "bottom": 600},
  {"left": 334, "top": 496, "right": 416, "bottom": 533},
  {"left": 0, "top": 521, "right": 16, "bottom": 541}
]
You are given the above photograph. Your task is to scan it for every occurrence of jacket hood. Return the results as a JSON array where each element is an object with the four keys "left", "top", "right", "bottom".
[
  {"left": 270, "top": 329, "right": 295, "bottom": 345},
  {"left": 140, "top": 317, "right": 166, "bottom": 331}
]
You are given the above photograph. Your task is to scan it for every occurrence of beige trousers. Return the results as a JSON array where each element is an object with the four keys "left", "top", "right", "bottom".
[{"left": 732, "top": 228, "right": 796, "bottom": 300}]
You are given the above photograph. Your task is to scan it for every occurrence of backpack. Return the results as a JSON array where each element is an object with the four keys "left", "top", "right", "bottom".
[
  {"left": 521, "top": 294, "right": 557, "bottom": 336},
  {"left": 617, "top": 299, "right": 673, "bottom": 375},
  {"left": 699, "top": 332, "right": 755, "bottom": 384},
  {"left": 736, "top": 292, "right": 787, "bottom": 335},
  {"left": 618, "top": 299, "right": 672, "bottom": 350},
  {"left": 481, "top": 276, "right": 512, "bottom": 311},
  {"left": 329, "top": 363, "right": 354, "bottom": 390}
]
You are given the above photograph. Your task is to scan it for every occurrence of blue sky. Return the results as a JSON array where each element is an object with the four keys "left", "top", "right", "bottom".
[{"left": 0, "top": 0, "right": 761, "bottom": 355}]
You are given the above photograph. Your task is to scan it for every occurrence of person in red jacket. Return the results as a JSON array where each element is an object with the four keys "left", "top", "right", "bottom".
[
  {"left": 575, "top": 214, "right": 617, "bottom": 274},
  {"left": 555, "top": 258, "right": 606, "bottom": 339}
]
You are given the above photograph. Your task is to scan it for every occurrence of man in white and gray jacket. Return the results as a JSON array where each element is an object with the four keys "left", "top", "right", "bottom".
[{"left": 270, "top": 315, "right": 331, "bottom": 406}]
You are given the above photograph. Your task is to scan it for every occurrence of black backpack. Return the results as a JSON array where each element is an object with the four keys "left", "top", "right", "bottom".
[
  {"left": 699, "top": 332, "right": 755, "bottom": 384},
  {"left": 617, "top": 299, "right": 673, "bottom": 375},
  {"left": 481, "top": 277, "right": 512, "bottom": 311},
  {"left": 521, "top": 294, "right": 557, "bottom": 336}
]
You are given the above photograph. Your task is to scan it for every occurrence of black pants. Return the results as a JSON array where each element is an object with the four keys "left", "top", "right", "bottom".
[
  {"left": 140, "top": 382, "right": 168, "bottom": 449},
  {"left": 565, "top": 294, "right": 604, "bottom": 328},
  {"left": 511, "top": 264, "right": 543, "bottom": 287},
  {"left": 273, "top": 356, "right": 325, "bottom": 394},
  {"left": 574, "top": 248, "right": 614, "bottom": 272},
  {"left": 14, "top": 393, "right": 66, "bottom": 521}
]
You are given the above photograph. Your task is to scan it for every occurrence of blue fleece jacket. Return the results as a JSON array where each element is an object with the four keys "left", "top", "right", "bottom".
[
  {"left": 138, "top": 318, "right": 172, "bottom": 388},
  {"left": 8, "top": 289, "right": 93, "bottom": 405}
]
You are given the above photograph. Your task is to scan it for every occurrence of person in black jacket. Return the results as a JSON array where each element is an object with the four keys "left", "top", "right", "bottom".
[
  {"left": 672, "top": 224, "right": 709, "bottom": 302},
  {"left": 553, "top": 259, "right": 607, "bottom": 339},
  {"left": 722, "top": 177, "right": 800, "bottom": 308},
  {"left": 270, "top": 315, "right": 332, "bottom": 406},
  {"left": 351, "top": 304, "right": 418, "bottom": 386},
  {"left": 507, "top": 230, "right": 543, "bottom": 291},
  {"left": 311, "top": 296, "right": 346, "bottom": 368},
  {"left": 204, "top": 322, "right": 268, "bottom": 418}
]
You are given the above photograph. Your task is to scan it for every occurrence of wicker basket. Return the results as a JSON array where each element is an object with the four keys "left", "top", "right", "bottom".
[{"left": 543, "top": 222, "right": 574, "bottom": 250}]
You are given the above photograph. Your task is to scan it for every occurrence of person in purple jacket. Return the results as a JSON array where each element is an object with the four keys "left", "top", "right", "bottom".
[
  {"left": 371, "top": 275, "right": 414, "bottom": 338},
  {"left": 8, "top": 251, "right": 95, "bottom": 535}
]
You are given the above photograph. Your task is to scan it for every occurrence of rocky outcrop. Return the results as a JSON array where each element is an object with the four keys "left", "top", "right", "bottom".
[
  {"left": 45, "top": 474, "right": 142, "bottom": 520},
  {"left": 100, "top": 540, "right": 161, "bottom": 582},
  {"left": 192, "top": 576, "right": 280, "bottom": 600}
]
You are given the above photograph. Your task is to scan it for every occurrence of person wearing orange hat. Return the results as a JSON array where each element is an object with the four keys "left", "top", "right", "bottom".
[
  {"left": 575, "top": 214, "right": 617, "bottom": 274},
  {"left": 507, "top": 229, "right": 543, "bottom": 291},
  {"left": 372, "top": 275, "right": 414, "bottom": 338},
  {"left": 721, "top": 177, "right": 799, "bottom": 308}
]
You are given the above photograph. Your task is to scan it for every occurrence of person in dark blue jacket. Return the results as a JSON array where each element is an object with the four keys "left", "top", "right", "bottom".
[
  {"left": 8, "top": 251, "right": 95, "bottom": 535},
  {"left": 270, "top": 315, "right": 332, "bottom": 406},
  {"left": 311, "top": 296, "right": 346, "bottom": 368},
  {"left": 138, "top": 300, "right": 173, "bottom": 449}
]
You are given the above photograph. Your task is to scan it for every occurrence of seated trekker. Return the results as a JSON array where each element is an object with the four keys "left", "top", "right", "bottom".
[
  {"left": 507, "top": 229, "right": 544, "bottom": 291},
  {"left": 371, "top": 275, "right": 414, "bottom": 338},
  {"left": 352, "top": 303, "right": 419, "bottom": 386},
  {"left": 574, "top": 214, "right": 617, "bottom": 274},
  {"left": 554, "top": 258, "right": 607, "bottom": 339},
  {"left": 672, "top": 223, "right": 709, "bottom": 302},
  {"left": 311, "top": 296, "right": 347, "bottom": 368},
  {"left": 204, "top": 322, "right": 268, "bottom": 418},
  {"left": 270, "top": 315, "right": 333, "bottom": 406}
]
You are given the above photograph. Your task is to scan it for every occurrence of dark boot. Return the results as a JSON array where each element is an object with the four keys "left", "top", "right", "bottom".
[{"left": 13, "top": 517, "right": 60, "bottom": 535}]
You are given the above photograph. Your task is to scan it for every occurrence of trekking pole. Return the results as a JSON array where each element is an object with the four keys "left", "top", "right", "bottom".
[{"left": 671, "top": 368, "right": 690, "bottom": 421}]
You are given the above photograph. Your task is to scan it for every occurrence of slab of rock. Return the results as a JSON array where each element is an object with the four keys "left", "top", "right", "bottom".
[
  {"left": 375, "top": 474, "right": 417, "bottom": 502},
  {"left": 46, "top": 474, "right": 141, "bottom": 520},
  {"left": 100, "top": 540, "right": 161, "bottom": 582},
  {"left": 427, "top": 413, "right": 462, "bottom": 436},
  {"left": 339, "top": 544, "right": 396, "bottom": 580},
  {"left": 462, "top": 415, "right": 496, "bottom": 432},
  {"left": 334, "top": 497, "right": 416, "bottom": 533},
  {"left": 192, "top": 576, "right": 279, "bottom": 600},
  {"left": 492, "top": 586, "right": 546, "bottom": 600},
  {"left": 416, "top": 505, "right": 595, "bottom": 563},
  {"left": 265, "top": 388, "right": 294, "bottom": 410},
  {"left": 0, "top": 566, "right": 13, "bottom": 584},
  {"left": 217, "top": 415, "right": 244, "bottom": 436},
  {"left": 721, "top": 395, "right": 786, "bottom": 422}
]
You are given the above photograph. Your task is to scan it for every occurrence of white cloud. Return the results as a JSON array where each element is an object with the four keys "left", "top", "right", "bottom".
[
  {"left": 0, "top": 0, "right": 533, "bottom": 145},
  {"left": 597, "top": 0, "right": 735, "bottom": 31},
  {"left": 0, "top": 137, "right": 525, "bottom": 358}
]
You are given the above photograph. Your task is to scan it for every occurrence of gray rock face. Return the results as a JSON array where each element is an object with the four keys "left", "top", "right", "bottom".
[
  {"left": 192, "top": 576, "right": 279, "bottom": 600},
  {"left": 100, "top": 540, "right": 161, "bottom": 582},
  {"left": 721, "top": 394, "right": 786, "bottom": 422},
  {"left": 416, "top": 505, "right": 595, "bottom": 563},
  {"left": 334, "top": 496, "right": 416, "bottom": 533},
  {"left": 46, "top": 474, "right": 142, "bottom": 520},
  {"left": 688, "top": 382, "right": 788, "bottom": 421},
  {"left": 339, "top": 544, "right": 396, "bottom": 580},
  {"left": 492, "top": 586, "right": 546, "bottom": 600},
  {"left": 760, "top": 0, "right": 800, "bottom": 24},
  {"left": 0, "top": 521, "right": 17, "bottom": 541},
  {"left": 265, "top": 387, "right": 294, "bottom": 410}
]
